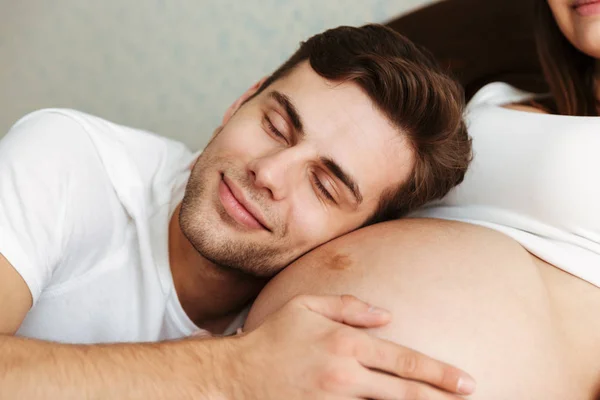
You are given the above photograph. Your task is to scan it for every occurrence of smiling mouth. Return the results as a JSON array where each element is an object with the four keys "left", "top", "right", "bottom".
[
  {"left": 218, "top": 174, "right": 270, "bottom": 232},
  {"left": 572, "top": 0, "right": 600, "bottom": 13},
  {"left": 573, "top": 0, "right": 600, "bottom": 6}
]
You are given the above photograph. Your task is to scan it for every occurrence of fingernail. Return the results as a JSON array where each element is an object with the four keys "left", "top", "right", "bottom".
[
  {"left": 457, "top": 376, "right": 476, "bottom": 394},
  {"left": 367, "top": 306, "right": 390, "bottom": 316}
]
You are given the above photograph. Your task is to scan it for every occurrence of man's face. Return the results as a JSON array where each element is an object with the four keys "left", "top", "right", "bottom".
[{"left": 180, "top": 62, "right": 414, "bottom": 277}]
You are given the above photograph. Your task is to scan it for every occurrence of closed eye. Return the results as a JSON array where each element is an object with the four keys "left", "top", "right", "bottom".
[
  {"left": 263, "top": 115, "right": 288, "bottom": 143},
  {"left": 311, "top": 173, "right": 336, "bottom": 204}
]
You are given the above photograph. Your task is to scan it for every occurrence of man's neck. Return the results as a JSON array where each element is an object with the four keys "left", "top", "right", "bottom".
[{"left": 168, "top": 204, "right": 267, "bottom": 334}]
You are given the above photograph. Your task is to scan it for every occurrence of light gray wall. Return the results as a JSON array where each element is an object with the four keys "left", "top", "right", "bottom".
[{"left": 0, "top": 0, "right": 437, "bottom": 150}]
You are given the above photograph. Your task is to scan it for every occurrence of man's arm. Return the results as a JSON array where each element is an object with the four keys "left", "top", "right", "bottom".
[
  {"left": 0, "top": 333, "right": 235, "bottom": 399},
  {"left": 0, "top": 253, "right": 227, "bottom": 399},
  {"left": 0, "top": 256, "right": 474, "bottom": 399},
  {"left": 0, "top": 254, "right": 31, "bottom": 334},
  {"left": 2, "top": 254, "right": 226, "bottom": 399}
]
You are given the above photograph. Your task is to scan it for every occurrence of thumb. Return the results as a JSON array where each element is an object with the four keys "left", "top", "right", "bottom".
[{"left": 294, "top": 294, "right": 391, "bottom": 328}]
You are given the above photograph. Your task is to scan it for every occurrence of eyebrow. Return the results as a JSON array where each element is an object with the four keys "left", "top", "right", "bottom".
[
  {"left": 268, "top": 91, "right": 304, "bottom": 136},
  {"left": 321, "top": 157, "right": 363, "bottom": 205}
]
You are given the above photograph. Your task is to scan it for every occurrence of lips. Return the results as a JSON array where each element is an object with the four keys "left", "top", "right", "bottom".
[
  {"left": 218, "top": 174, "right": 271, "bottom": 231},
  {"left": 573, "top": 0, "right": 600, "bottom": 7},
  {"left": 572, "top": 0, "right": 600, "bottom": 15}
]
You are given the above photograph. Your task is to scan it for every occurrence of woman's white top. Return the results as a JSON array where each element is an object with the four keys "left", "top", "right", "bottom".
[{"left": 410, "top": 82, "right": 600, "bottom": 287}]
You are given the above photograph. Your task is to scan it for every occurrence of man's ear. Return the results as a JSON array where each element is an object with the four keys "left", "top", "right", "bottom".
[{"left": 222, "top": 77, "right": 268, "bottom": 125}]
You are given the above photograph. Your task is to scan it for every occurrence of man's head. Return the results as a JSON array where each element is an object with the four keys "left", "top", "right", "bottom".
[{"left": 180, "top": 24, "right": 471, "bottom": 277}]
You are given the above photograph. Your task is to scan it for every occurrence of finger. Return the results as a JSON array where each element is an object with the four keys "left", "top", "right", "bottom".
[
  {"left": 292, "top": 294, "right": 392, "bottom": 328},
  {"left": 356, "top": 336, "right": 476, "bottom": 395},
  {"left": 357, "top": 368, "right": 466, "bottom": 400}
]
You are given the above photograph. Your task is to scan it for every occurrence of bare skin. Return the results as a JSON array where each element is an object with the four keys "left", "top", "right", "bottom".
[
  {"left": 245, "top": 218, "right": 600, "bottom": 400},
  {"left": 0, "top": 45, "right": 476, "bottom": 398},
  {"left": 0, "top": 251, "right": 475, "bottom": 399}
]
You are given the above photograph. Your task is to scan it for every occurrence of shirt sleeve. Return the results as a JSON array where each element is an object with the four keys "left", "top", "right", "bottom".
[{"left": 0, "top": 109, "right": 115, "bottom": 304}]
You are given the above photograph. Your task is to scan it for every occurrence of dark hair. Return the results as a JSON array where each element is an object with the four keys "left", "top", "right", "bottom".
[
  {"left": 254, "top": 24, "right": 472, "bottom": 224},
  {"left": 534, "top": 0, "right": 597, "bottom": 116}
]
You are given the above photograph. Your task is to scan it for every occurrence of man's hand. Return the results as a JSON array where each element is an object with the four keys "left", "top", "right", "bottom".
[
  {"left": 227, "top": 294, "right": 476, "bottom": 399},
  {"left": 0, "top": 290, "right": 474, "bottom": 399}
]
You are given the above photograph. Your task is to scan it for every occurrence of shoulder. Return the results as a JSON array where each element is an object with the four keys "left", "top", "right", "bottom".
[
  {"left": 0, "top": 108, "right": 126, "bottom": 216},
  {"left": 467, "top": 82, "right": 545, "bottom": 111},
  {"left": 3, "top": 107, "right": 193, "bottom": 184},
  {"left": 5, "top": 108, "right": 90, "bottom": 145},
  {"left": 501, "top": 104, "right": 549, "bottom": 114},
  {"left": 2, "top": 108, "right": 119, "bottom": 165},
  {"left": 0, "top": 110, "right": 126, "bottom": 302},
  {"left": 4, "top": 107, "right": 188, "bottom": 154},
  {"left": 1, "top": 110, "right": 108, "bottom": 188},
  {"left": 3, "top": 108, "right": 196, "bottom": 212}
]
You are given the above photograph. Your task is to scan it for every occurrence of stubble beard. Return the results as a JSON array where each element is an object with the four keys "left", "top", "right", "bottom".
[{"left": 179, "top": 152, "right": 295, "bottom": 278}]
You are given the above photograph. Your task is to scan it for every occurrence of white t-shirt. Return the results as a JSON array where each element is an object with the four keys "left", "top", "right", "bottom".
[
  {"left": 0, "top": 108, "right": 243, "bottom": 343},
  {"left": 410, "top": 83, "right": 600, "bottom": 287}
]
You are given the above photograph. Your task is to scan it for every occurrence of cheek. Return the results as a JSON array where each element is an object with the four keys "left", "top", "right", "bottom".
[
  {"left": 211, "top": 117, "right": 271, "bottom": 157},
  {"left": 286, "top": 190, "right": 334, "bottom": 245},
  {"left": 573, "top": 21, "right": 600, "bottom": 58},
  {"left": 289, "top": 210, "right": 333, "bottom": 249},
  {"left": 288, "top": 196, "right": 361, "bottom": 249},
  {"left": 547, "top": 2, "right": 576, "bottom": 42}
]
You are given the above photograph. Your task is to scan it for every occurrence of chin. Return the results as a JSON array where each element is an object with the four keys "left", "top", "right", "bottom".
[
  {"left": 198, "top": 235, "right": 292, "bottom": 278},
  {"left": 179, "top": 204, "right": 292, "bottom": 278}
]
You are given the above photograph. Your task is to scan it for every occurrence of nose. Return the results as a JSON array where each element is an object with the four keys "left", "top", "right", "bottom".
[{"left": 248, "top": 149, "right": 300, "bottom": 201}]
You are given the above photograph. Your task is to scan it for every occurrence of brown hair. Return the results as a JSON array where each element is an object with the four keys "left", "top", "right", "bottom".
[
  {"left": 533, "top": 0, "right": 597, "bottom": 116},
  {"left": 252, "top": 24, "right": 472, "bottom": 224}
]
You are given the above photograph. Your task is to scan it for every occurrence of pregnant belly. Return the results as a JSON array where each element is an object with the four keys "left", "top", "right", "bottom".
[{"left": 247, "top": 218, "right": 600, "bottom": 399}]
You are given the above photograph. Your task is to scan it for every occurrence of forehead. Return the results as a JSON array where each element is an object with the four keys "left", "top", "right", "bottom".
[{"left": 264, "top": 62, "right": 415, "bottom": 205}]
